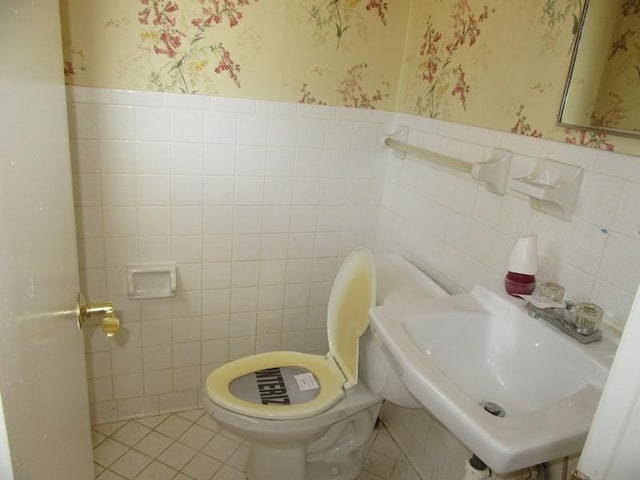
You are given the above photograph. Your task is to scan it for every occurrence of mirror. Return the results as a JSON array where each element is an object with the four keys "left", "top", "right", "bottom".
[{"left": 559, "top": 0, "right": 640, "bottom": 138}]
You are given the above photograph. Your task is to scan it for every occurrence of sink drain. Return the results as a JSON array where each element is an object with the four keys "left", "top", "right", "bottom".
[{"left": 480, "top": 401, "right": 505, "bottom": 417}]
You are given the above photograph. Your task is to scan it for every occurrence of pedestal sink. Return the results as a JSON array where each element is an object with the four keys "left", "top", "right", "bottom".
[{"left": 369, "top": 282, "right": 618, "bottom": 473}]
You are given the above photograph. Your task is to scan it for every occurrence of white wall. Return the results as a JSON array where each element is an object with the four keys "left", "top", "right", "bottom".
[
  {"left": 577, "top": 283, "right": 640, "bottom": 479},
  {"left": 374, "top": 113, "right": 640, "bottom": 479},
  {"left": 377, "top": 113, "right": 640, "bottom": 332},
  {"left": 68, "top": 85, "right": 640, "bottom": 478},
  {"left": 67, "top": 86, "right": 388, "bottom": 423}
]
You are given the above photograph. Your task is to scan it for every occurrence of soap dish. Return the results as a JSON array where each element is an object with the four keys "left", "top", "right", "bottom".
[{"left": 510, "top": 158, "right": 583, "bottom": 221}]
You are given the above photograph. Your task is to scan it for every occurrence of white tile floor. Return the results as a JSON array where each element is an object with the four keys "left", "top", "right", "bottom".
[{"left": 92, "top": 409, "right": 421, "bottom": 480}]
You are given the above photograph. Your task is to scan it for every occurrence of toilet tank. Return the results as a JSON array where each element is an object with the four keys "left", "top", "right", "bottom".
[{"left": 358, "top": 254, "right": 448, "bottom": 408}]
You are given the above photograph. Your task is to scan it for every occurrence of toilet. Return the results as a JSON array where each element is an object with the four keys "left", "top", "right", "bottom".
[{"left": 203, "top": 248, "right": 417, "bottom": 480}]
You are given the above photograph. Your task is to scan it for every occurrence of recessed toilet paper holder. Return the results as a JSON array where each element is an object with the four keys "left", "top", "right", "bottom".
[{"left": 127, "top": 264, "right": 177, "bottom": 299}]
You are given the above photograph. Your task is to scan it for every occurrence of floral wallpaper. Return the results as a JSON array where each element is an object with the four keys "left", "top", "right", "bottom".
[
  {"left": 397, "top": 0, "right": 623, "bottom": 149},
  {"left": 410, "top": 2, "right": 493, "bottom": 118},
  {"left": 60, "top": 0, "right": 405, "bottom": 110},
  {"left": 136, "top": 0, "right": 255, "bottom": 92},
  {"left": 591, "top": 0, "right": 640, "bottom": 133},
  {"left": 309, "top": 0, "right": 389, "bottom": 50},
  {"left": 60, "top": 0, "right": 640, "bottom": 157}
]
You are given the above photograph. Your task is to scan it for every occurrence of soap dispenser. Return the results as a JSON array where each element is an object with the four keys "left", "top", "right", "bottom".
[{"left": 504, "top": 235, "right": 538, "bottom": 296}]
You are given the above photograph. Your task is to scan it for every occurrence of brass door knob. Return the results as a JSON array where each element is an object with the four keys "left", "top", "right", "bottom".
[
  {"left": 77, "top": 293, "right": 120, "bottom": 337},
  {"left": 101, "top": 315, "right": 120, "bottom": 337}
]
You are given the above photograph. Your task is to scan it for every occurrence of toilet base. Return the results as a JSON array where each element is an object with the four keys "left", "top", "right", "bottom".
[
  {"left": 246, "top": 442, "right": 367, "bottom": 480},
  {"left": 306, "top": 450, "right": 365, "bottom": 480},
  {"left": 248, "top": 444, "right": 306, "bottom": 480},
  {"left": 245, "top": 404, "right": 380, "bottom": 480}
]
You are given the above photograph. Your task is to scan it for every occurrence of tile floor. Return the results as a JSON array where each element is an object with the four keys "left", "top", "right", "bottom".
[{"left": 92, "top": 409, "right": 421, "bottom": 480}]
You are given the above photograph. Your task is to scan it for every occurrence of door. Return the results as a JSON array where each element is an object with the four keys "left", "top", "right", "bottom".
[
  {"left": 0, "top": 1, "right": 94, "bottom": 478},
  {"left": 572, "top": 282, "right": 640, "bottom": 479}
]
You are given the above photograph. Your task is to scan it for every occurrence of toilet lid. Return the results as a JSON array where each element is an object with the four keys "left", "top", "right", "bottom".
[
  {"left": 326, "top": 247, "right": 377, "bottom": 389},
  {"left": 204, "top": 247, "right": 376, "bottom": 420}
]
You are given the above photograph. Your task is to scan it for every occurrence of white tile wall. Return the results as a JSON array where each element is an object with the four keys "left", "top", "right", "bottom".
[
  {"left": 69, "top": 86, "right": 640, "bottom": 479},
  {"left": 68, "top": 86, "right": 384, "bottom": 425},
  {"left": 376, "top": 115, "right": 640, "bottom": 333},
  {"left": 374, "top": 115, "right": 640, "bottom": 479}
]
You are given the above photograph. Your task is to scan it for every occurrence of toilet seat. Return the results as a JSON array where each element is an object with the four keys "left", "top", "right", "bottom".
[
  {"left": 205, "top": 247, "right": 376, "bottom": 421},
  {"left": 206, "top": 350, "right": 347, "bottom": 420}
]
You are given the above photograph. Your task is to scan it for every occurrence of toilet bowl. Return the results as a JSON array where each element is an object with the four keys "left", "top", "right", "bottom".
[{"left": 203, "top": 250, "right": 420, "bottom": 480}]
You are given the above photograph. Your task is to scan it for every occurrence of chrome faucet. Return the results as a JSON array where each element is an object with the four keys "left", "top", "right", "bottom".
[{"left": 526, "top": 301, "right": 602, "bottom": 344}]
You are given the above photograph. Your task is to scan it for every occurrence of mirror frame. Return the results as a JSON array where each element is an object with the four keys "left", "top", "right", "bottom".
[{"left": 558, "top": 0, "right": 640, "bottom": 139}]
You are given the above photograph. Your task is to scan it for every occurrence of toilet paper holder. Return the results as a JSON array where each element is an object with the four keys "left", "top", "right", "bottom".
[{"left": 127, "top": 264, "right": 177, "bottom": 299}]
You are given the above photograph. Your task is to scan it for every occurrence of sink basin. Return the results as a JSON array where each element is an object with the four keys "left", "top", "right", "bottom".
[{"left": 369, "top": 283, "right": 617, "bottom": 473}]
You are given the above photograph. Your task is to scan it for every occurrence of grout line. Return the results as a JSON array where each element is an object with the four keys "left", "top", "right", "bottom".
[{"left": 93, "top": 409, "right": 420, "bottom": 480}]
